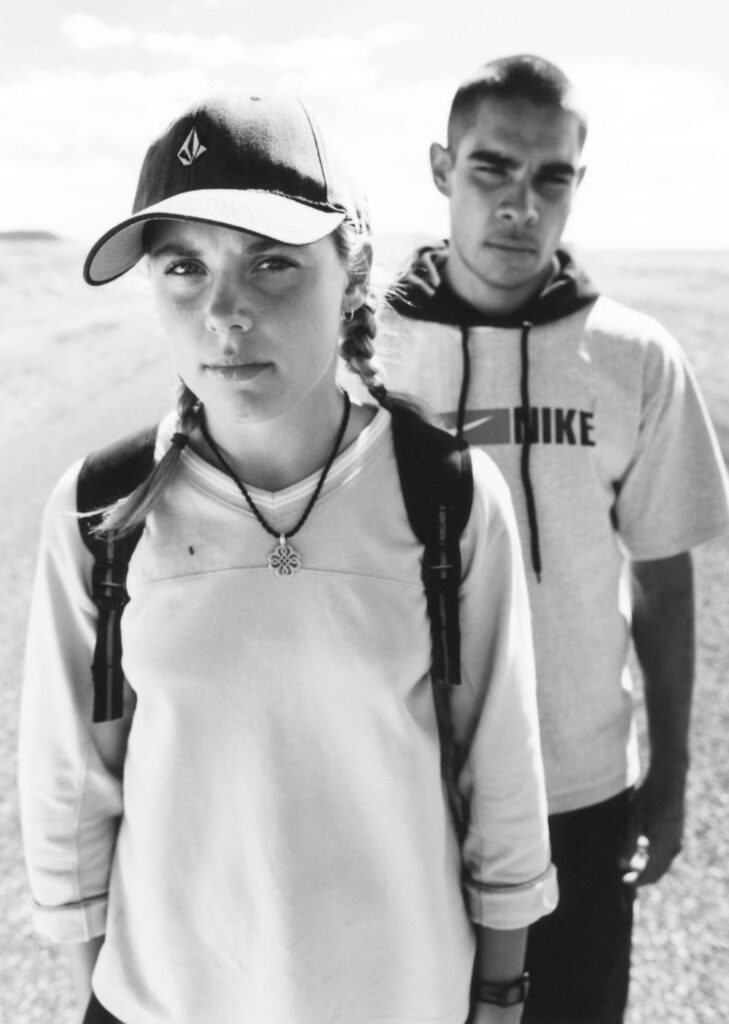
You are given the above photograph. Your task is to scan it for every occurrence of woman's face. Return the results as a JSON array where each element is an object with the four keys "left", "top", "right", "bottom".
[{"left": 147, "top": 220, "right": 353, "bottom": 425}]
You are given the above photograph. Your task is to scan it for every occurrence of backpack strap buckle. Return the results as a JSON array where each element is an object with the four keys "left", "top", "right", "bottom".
[{"left": 91, "top": 559, "right": 131, "bottom": 610}]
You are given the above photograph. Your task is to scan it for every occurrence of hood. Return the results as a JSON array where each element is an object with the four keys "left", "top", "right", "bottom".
[{"left": 387, "top": 244, "right": 599, "bottom": 328}]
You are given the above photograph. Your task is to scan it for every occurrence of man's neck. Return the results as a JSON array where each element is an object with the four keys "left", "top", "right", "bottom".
[{"left": 443, "top": 255, "right": 554, "bottom": 320}]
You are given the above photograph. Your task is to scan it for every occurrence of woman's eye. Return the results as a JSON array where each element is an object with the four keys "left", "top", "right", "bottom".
[
  {"left": 164, "top": 260, "right": 205, "bottom": 277},
  {"left": 256, "top": 257, "right": 296, "bottom": 273}
]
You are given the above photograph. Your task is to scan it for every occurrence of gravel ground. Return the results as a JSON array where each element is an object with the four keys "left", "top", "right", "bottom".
[{"left": 2, "top": 242, "right": 728, "bottom": 1023}]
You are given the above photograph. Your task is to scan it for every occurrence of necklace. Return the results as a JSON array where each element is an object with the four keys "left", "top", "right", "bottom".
[{"left": 199, "top": 392, "right": 351, "bottom": 576}]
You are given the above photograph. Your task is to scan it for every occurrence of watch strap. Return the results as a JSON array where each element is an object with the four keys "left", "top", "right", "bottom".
[{"left": 476, "top": 971, "right": 530, "bottom": 1007}]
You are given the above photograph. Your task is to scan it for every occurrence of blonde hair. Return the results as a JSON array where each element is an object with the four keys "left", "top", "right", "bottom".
[
  {"left": 92, "top": 220, "right": 408, "bottom": 538},
  {"left": 93, "top": 382, "right": 201, "bottom": 537},
  {"left": 335, "top": 225, "right": 435, "bottom": 422}
]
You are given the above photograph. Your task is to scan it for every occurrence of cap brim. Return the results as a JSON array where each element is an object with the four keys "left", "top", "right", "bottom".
[{"left": 83, "top": 189, "right": 347, "bottom": 285}]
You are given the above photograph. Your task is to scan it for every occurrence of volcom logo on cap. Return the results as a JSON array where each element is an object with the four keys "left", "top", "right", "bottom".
[{"left": 178, "top": 128, "right": 207, "bottom": 166}]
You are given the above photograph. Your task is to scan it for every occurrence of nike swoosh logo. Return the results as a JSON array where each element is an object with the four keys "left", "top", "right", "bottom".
[{"left": 463, "top": 415, "right": 495, "bottom": 432}]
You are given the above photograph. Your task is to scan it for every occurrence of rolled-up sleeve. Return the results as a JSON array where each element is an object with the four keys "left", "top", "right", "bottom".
[
  {"left": 452, "top": 450, "right": 558, "bottom": 929},
  {"left": 18, "top": 462, "right": 133, "bottom": 943}
]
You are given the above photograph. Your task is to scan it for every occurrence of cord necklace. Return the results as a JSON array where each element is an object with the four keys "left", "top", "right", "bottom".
[{"left": 199, "top": 391, "right": 351, "bottom": 576}]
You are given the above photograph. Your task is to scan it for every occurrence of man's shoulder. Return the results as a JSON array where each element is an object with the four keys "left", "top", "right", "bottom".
[{"left": 584, "top": 294, "right": 673, "bottom": 346}]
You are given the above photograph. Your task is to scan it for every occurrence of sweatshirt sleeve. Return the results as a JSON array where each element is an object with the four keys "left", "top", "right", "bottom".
[
  {"left": 615, "top": 324, "right": 729, "bottom": 558},
  {"left": 18, "top": 462, "right": 134, "bottom": 944},
  {"left": 451, "top": 449, "right": 558, "bottom": 930}
]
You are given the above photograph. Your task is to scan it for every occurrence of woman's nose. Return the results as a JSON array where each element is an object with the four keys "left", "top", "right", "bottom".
[{"left": 204, "top": 281, "right": 254, "bottom": 336}]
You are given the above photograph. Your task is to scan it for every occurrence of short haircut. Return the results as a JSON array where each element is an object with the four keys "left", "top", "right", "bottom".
[{"left": 447, "top": 54, "right": 588, "bottom": 151}]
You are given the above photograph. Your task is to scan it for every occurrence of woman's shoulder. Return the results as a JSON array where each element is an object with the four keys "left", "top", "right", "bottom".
[
  {"left": 44, "top": 458, "right": 85, "bottom": 520},
  {"left": 467, "top": 446, "right": 519, "bottom": 536}
]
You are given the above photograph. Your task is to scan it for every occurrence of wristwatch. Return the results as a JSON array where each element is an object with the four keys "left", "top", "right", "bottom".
[{"left": 476, "top": 971, "right": 530, "bottom": 1007}]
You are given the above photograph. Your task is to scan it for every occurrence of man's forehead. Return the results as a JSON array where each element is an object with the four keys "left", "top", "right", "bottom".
[{"left": 455, "top": 97, "right": 583, "bottom": 162}]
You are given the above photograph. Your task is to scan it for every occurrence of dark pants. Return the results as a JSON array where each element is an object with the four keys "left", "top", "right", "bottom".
[
  {"left": 83, "top": 993, "right": 123, "bottom": 1024},
  {"left": 523, "top": 789, "right": 635, "bottom": 1024}
]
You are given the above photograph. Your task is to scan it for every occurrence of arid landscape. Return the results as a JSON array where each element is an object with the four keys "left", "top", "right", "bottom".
[{"left": 2, "top": 237, "right": 728, "bottom": 1023}]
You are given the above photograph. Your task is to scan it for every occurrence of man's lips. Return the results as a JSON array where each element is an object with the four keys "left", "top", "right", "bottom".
[{"left": 485, "top": 239, "right": 539, "bottom": 254}]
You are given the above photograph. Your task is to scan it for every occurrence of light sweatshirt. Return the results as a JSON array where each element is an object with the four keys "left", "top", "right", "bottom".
[
  {"left": 19, "top": 408, "right": 556, "bottom": 1024},
  {"left": 347, "top": 250, "right": 729, "bottom": 815}
]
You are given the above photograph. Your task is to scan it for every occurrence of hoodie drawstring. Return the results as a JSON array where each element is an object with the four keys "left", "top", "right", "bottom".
[
  {"left": 519, "top": 321, "right": 542, "bottom": 581},
  {"left": 457, "top": 321, "right": 542, "bottom": 581},
  {"left": 456, "top": 327, "right": 471, "bottom": 438}
]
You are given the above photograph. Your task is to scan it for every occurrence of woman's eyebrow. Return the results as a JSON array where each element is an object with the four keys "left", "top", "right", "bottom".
[
  {"left": 148, "top": 241, "right": 202, "bottom": 259},
  {"left": 149, "top": 236, "right": 299, "bottom": 259}
]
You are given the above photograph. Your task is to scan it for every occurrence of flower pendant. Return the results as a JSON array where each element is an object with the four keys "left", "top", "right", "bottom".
[{"left": 268, "top": 536, "right": 301, "bottom": 576}]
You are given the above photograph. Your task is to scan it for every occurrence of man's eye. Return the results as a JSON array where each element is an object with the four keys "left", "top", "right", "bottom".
[
  {"left": 475, "top": 165, "right": 506, "bottom": 178},
  {"left": 538, "top": 174, "right": 573, "bottom": 189}
]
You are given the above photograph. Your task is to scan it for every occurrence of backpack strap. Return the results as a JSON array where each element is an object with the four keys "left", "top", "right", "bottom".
[
  {"left": 390, "top": 406, "right": 473, "bottom": 686},
  {"left": 390, "top": 405, "right": 473, "bottom": 836},
  {"left": 77, "top": 426, "right": 158, "bottom": 722}
]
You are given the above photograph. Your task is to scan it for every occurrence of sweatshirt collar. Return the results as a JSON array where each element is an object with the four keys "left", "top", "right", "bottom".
[{"left": 387, "top": 246, "right": 599, "bottom": 328}]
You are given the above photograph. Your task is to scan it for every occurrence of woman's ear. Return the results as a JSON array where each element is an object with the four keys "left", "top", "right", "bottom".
[{"left": 343, "top": 240, "right": 373, "bottom": 310}]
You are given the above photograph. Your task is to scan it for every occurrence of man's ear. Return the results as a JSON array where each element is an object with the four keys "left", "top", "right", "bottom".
[
  {"left": 344, "top": 240, "right": 373, "bottom": 309},
  {"left": 430, "top": 143, "right": 453, "bottom": 198}
]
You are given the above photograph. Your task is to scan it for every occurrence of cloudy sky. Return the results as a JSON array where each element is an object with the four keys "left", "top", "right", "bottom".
[{"left": 3, "top": 0, "right": 727, "bottom": 249}]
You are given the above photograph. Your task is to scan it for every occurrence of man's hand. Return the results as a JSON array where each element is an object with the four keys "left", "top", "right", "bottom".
[
  {"left": 620, "top": 769, "right": 686, "bottom": 887},
  {"left": 626, "top": 552, "right": 694, "bottom": 888}
]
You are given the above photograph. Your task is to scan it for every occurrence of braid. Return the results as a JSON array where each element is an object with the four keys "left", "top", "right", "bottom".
[
  {"left": 92, "top": 381, "right": 202, "bottom": 537},
  {"left": 339, "top": 301, "right": 386, "bottom": 396},
  {"left": 333, "top": 222, "right": 440, "bottom": 424}
]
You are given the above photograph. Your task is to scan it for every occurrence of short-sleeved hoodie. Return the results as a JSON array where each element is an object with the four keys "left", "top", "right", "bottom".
[{"left": 350, "top": 247, "right": 729, "bottom": 814}]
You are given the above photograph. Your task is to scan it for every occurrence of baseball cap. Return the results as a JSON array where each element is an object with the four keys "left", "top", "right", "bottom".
[{"left": 84, "top": 93, "right": 367, "bottom": 285}]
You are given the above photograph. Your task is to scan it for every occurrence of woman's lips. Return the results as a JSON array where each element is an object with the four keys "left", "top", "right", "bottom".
[{"left": 205, "top": 362, "right": 271, "bottom": 381}]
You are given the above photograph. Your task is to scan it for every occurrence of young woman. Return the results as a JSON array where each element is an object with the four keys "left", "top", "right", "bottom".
[{"left": 18, "top": 93, "right": 556, "bottom": 1024}]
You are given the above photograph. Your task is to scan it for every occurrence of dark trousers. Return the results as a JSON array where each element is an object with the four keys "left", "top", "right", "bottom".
[
  {"left": 523, "top": 789, "right": 635, "bottom": 1024},
  {"left": 83, "top": 993, "right": 123, "bottom": 1024}
]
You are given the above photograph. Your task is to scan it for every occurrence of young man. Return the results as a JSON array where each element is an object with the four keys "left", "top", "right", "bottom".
[{"left": 352, "top": 56, "right": 729, "bottom": 1023}]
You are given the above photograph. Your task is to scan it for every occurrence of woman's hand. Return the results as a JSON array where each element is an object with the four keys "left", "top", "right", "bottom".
[
  {"left": 64, "top": 936, "right": 104, "bottom": 1019},
  {"left": 468, "top": 1002, "right": 523, "bottom": 1024}
]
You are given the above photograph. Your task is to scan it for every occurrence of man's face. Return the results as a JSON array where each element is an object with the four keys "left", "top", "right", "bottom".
[{"left": 431, "top": 96, "right": 585, "bottom": 312}]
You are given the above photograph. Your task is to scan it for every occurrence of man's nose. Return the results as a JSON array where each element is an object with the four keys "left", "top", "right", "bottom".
[
  {"left": 497, "top": 180, "right": 539, "bottom": 227},
  {"left": 204, "top": 280, "right": 254, "bottom": 338}
]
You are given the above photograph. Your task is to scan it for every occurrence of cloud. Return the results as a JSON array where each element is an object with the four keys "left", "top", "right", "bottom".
[
  {"left": 140, "top": 21, "right": 420, "bottom": 72},
  {"left": 141, "top": 31, "right": 246, "bottom": 65},
  {"left": 2, "top": 68, "right": 218, "bottom": 161},
  {"left": 60, "top": 13, "right": 135, "bottom": 50}
]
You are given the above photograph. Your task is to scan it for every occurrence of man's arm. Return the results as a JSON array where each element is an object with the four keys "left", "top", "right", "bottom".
[{"left": 623, "top": 551, "right": 694, "bottom": 886}]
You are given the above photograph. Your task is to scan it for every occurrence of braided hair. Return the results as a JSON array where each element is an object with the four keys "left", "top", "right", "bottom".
[
  {"left": 334, "top": 223, "right": 434, "bottom": 422},
  {"left": 92, "top": 382, "right": 201, "bottom": 537}
]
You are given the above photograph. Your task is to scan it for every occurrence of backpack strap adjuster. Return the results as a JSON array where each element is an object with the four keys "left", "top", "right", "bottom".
[{"left": 91, "top": 558, "right": 132, "bottom": 609}]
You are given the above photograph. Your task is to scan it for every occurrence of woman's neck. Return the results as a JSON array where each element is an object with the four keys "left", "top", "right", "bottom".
[{"left": 192, "top": 387, "right": 373, "bottom": 492}]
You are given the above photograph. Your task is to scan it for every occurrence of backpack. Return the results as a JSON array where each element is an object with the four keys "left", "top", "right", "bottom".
[{"left": 77, "top": 408, "right": 474, "bottom": 743}]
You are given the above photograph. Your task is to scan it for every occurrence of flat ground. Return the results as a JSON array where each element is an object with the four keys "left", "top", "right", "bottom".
[{"left": 2, "top": 240, "right": 727, "bottom": 1022}]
